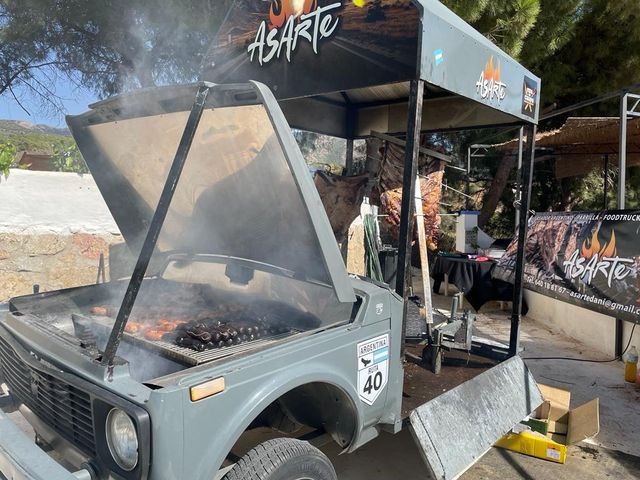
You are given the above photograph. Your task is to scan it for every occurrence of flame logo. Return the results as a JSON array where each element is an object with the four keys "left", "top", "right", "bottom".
[
  {"left": 483, "top": 56, "right": 501, "bottom": 83},
  {"left": 269, "top": 0, "right": 317, "bottom": 29},
  {"left": 581, "top": 228, "right": 617, "bottom": 259}
]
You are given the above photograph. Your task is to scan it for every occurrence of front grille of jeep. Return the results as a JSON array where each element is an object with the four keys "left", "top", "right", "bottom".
[{"left": 0, "top": 336, "right": 96, "bottom": 456}]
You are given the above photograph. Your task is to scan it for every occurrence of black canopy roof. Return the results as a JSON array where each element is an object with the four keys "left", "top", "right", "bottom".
[{"left": 202, "top": 0, "right": 540, "bottom": 137}]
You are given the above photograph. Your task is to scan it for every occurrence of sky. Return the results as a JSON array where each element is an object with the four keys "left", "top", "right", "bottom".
[{"left": 0, "top": 72, "right": 98, "bottom": 128}]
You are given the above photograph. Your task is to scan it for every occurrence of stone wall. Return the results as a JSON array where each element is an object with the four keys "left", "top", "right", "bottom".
[
  {"left": 0, "top": 169, "right": 124, "bottom": 301},
  {"left": 0, "top": 232, "right": 123, "bottom": 301}
]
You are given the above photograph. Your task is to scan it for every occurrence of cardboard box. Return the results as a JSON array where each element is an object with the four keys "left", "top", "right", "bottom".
[{"left": 495, "top": 384, "right": 600, "bottom": 464}]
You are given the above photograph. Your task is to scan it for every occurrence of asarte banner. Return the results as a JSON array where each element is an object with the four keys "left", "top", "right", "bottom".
[{"left": 493, "top": 210, "right": 640, "bottom": 323}]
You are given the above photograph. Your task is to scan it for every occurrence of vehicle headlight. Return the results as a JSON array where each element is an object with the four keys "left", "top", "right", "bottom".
[{"left": 106, "top": 408, "right": 139, "bottom": 471}]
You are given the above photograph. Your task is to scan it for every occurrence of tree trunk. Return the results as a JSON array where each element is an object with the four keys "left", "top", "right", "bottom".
[{"left": 478, "top": 154, "right": 516, "bottom": 228}]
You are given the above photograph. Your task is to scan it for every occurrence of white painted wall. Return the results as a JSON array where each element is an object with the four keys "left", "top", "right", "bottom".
[{"left": 525, "top": 290, "right": 640, "bottom": 358}]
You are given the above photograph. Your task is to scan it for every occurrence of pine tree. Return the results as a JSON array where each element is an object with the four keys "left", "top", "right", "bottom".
[
  {"left": 537, "top": 0, "right": 640, "bottom": 109},
  {"left": 444, "top": 0, "right": 542, "bottom": 59}
]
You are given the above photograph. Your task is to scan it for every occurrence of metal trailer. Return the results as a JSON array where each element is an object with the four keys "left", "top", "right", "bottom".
[{"left": 0, "top": 2, "right": 542, "bottom": 480}]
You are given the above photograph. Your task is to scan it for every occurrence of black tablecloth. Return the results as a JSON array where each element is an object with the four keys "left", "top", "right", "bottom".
[{"left": 431, "top": 256, "right": 528, "bottom": 314}]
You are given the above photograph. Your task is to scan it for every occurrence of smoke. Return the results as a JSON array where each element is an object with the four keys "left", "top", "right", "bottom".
[
  {"left": 86, "top": 1, "right": 233, "bottom": 94},
  {"left": 6, "top": 83, "right": 352, "bottom": 383},
  {"left": 12, "top": 0, "right": 356, "bottom": 379},
  {"left": 2, "top": 1, "right": 355, "bottom": 384}
]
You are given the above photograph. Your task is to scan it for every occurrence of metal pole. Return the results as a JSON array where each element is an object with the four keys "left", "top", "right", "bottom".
[
  {"left": 615, "top": 319, "right": 624, "bottom": 359},
  {"left": 603, "top": 154, "right": 610, "bottom": 211},
  {"left": 465, "top": 146, "right": 471, "bottom": 210},
  {"left": 509, "top": 124, "right": 537, "bottom": 357},
  {"left": 615, "top": 93, "right": 628, "bottom": 358},
  {"left": 396, "top": 80, "right": 425, "bottom": 347},
  {"left": 101, "top": 85, "right": 210, "bottom": 367},
  {"left": 515, "top": 126, "right": 524, "bottom": 233},
  {"left": 345, "top": 103, "right": 357, "bottom": 176},
  {"left": 345, "top": 138, "right": 354, "bottom": 176},
  {"left": 618, "top": 93, "right": 628, "bottom": 209}
]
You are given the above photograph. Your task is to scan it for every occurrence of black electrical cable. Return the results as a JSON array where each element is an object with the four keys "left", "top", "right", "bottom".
[{"left": 523, "top": 322, "right": 637, "bottom": 363}]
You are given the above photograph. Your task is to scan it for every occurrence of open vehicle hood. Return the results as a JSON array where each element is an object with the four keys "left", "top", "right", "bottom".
[{"left": 66, "top": 82, "right": 355, "bottom": 303}]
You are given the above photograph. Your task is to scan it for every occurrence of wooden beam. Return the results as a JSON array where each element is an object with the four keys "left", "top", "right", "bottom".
[
  {"left": 414, "top": 175, "right": 434, "bottom": 329},
  {"left": 370, "top": 130, "right": 453, "bottom": 164}
]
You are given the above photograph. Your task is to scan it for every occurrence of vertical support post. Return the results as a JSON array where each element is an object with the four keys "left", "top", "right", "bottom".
[
  {"left": 345, "top": 138, "right": 353, "bottom": 177},
  {"left": 345, "top": 102, "right": 357, "bottom": 176},
  {"left": 618, "top": 93, "right": 628, "bottom": 209},
  {"left": 509, "top": 124, "right": 537, "bottom": 357},
  {"left": 615, "top": 93, "right": 628, "bottom": 358},
  {"left": 396, "top": 80, "right": 425, "bottom": 347},
  {"left": 615, "top": 318, "right": 624, "bottom": 359},
  {"left": 514, "top": 126, "right": 524, "bottom": 233},
  {"left": 603, "top": 154, "right": 610, "bottom": 211},
  {"left": 465, "top": 147, "right": 471, "bottom": 210},
  {"left": 345, "top": 139, "right": 354, "bottom": 176}
]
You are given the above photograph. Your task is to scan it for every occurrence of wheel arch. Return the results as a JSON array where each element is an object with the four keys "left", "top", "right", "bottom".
[{"left": 201, "top": 366, "right": 363, "bottom": 480}]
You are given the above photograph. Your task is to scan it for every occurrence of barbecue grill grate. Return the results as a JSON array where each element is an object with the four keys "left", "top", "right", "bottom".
[
  {"left": 147, "top": 334, "right": 293, "bottom": 365},
  {"left": 0, "top": 336, "right": 96, "bottom": 456},
  {"left": 77, "top": 314, "right": 295, "bottom": 366}
]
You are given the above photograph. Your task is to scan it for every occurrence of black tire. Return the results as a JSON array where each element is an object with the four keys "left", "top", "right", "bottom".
[{"left": 223, "top": 438, "right": 337, "bottom": 480}]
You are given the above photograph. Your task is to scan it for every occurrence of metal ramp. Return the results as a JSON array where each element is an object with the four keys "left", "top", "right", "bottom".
[{"left": 409, "top": 355, "right": 543, "bottom": 480}]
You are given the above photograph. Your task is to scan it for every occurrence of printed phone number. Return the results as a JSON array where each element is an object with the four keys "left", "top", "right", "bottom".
[
  {"left": 525, "top": 275, "right": 640, "bottom": 316},
  {"left": 525, "top": 276, "right": 569, "bottom": 294}
]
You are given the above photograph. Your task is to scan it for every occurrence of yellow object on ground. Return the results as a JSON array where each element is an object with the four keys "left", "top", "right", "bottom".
[
  {"left": 495, "top": 430, "right": 567, "bottom": 463},
  {"left": 495, "top": 384, "right": 600, "bottom": 464},
  {"left": 626, "top": 360, "right": 638, "bottom": 383}
]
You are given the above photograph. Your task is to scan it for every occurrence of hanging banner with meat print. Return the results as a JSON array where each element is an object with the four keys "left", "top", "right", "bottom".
[{"left": 494, "top": 211, "right": 640, "bottom": 323}]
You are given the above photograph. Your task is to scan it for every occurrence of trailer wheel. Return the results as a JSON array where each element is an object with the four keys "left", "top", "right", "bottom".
[
  {"left": 223, "top": 438, "right": 337, "bottom": 480},
  {"left": 422, "top": 345, "right": 443, "bottom": 375}
]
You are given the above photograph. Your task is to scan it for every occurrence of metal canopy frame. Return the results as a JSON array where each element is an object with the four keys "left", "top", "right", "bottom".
[
  {"left": 393, "top": 80, "right": 536, "bottom": 359},
  {"left": 205, "top": 0, "right": 541, "bottom": 359},
  {"left": 617, "top": 91, "right": 640, "bottom": 209},
  {"left": 539, "top": 84, "right": 640, "bottom": 211},
  {"left": 476, "top": 84, "right": 640, "bottom": 359}
]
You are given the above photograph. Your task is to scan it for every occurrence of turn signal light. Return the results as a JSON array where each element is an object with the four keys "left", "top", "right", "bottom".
[{"left": 190, "top": 377, "right": 225, "bottom": 402}]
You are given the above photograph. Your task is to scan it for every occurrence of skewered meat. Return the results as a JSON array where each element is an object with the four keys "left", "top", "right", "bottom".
[
  {"left": 186, "top": 329, "right": 213, "bottom": 343},
  {"left": 175, "top": 336, "right": 206, "bottom": 351},
  {"left": 144, "top": 329, "right": 166, "bottom": 342},
  {"left": 90, "top": 306, "right": 113, "bottom": 317},
  {"left": 118, "top": 301, "right": 302, "bottom": 353},
  {"left": 125, "top": 322, "right": 144, "bottom": 334}
]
